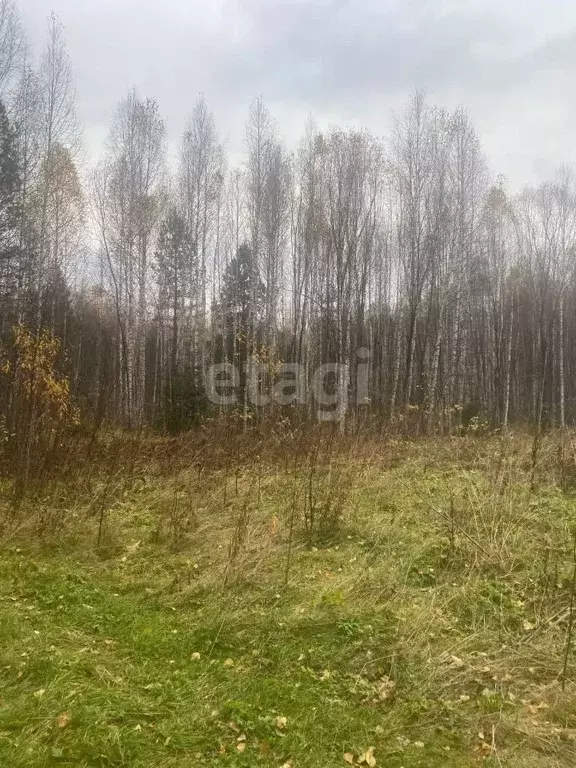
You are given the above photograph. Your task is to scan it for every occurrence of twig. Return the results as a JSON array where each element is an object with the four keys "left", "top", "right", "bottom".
[
  {"left": 395, "top": 476, "right": 498, "bottom": 566},
  {"left": 561, "top": 528, "right": 576, "bottom": 690}
]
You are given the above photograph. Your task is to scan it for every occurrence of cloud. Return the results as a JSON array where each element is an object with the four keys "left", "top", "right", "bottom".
[{"left": 18, "top": 0, "right": 576, "bottom": 185}]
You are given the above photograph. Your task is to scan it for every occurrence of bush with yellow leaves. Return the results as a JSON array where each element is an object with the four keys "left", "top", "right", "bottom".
[{"left": 1, "top": 325, "right": 79, "bottom": 500}]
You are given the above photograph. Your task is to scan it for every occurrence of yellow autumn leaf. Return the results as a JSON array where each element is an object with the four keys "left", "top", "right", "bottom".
[
  {"left": 56, "top": 712, "right": 71, "bottom": 729},
  {"left": 358, "top": 746, "right": 376, "bottom": 766},
  {"left": 523, "top": 620, "right": 535, "bottom": 631}
]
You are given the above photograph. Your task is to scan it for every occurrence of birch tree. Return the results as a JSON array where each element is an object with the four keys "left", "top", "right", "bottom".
[{"left": 95, "top": 89, "right": 165, "bottom": 425}]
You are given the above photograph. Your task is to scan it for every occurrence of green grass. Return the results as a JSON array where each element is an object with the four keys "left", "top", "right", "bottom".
[{"left": 1, "top": 433, "right": 576, "bottom": 766}]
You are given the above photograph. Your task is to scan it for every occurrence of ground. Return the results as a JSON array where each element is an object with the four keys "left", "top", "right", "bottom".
[{"left": 1, "top": 429, "right": 576, "bottom": 766}]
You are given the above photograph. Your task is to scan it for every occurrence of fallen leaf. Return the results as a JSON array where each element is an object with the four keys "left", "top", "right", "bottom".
[
  {"left": 375, "top": 676, "right": 396, "bottom": 700},
  {"left": 276, "top": 716, "right": 287, "bottom": 730},
  {"left": 344, "top": 753, "right": 355, "bottom": 764},
  {"left": 56, "top": 712, "right": 70, "bottom": 729},
  {"left": 523, "top": 620, "right": 535, "bottom": 631},
  {"left": 236, "top": 742, "right": 246, "bottom": 752},
  {"left": 358, "top": 745, "right": 376, "bottom": 766}
]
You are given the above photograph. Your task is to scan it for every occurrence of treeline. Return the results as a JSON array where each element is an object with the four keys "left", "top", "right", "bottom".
[{"left": 0, "top": 2, "right": 575, "bottom": 435}]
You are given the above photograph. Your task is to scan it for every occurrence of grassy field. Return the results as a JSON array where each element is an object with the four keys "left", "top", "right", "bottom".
[{"left": 2, "top": 430, "right": 576, "bottom": 766}]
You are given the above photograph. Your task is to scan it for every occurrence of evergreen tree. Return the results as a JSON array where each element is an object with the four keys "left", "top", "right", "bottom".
[
  {"left": 155, "top": 208, "right": 201, "bottom": 431},
  {"left": 220, "top": 243, "right": 265, "bottom": 340},
  {"left": 218, "top": 243, "right": 266, "bottom": 399},
  {"left": 0, "top": 98, "right": 20, "bottom": 260},
  {"left": 155, "top": 208, "right": 196, "bottom": 370}
]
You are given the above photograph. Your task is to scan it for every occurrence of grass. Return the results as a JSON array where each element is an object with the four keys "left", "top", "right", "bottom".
[{"left": 1, "top": 429, "right": 576, "bottom": 766}]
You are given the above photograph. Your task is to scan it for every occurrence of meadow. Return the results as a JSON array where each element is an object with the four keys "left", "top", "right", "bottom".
[{"left": 1, "top": 426, "right": 576, "bottom": 767}]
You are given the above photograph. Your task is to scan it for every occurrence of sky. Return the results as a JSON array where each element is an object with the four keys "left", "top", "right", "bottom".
[{"left": 20, "top": 0, "right": 576, "bottom": 187}]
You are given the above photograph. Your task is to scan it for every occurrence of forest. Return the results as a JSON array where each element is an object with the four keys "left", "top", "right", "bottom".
[
  {"left": 3, "top": 2, "right": 576, "bottom": 767},
  {"left": 1, "top": 3, "right": 576, "bottom": 446}
]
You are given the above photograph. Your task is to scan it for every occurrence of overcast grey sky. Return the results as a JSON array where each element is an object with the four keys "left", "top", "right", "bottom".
[{"left": 21, "top": 0, "right": 576, "bottom": 186}]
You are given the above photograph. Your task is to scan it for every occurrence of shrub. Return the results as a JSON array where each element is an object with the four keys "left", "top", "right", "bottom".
[{"left": 1, "top": 325, "right": 78, "bottom": 500}]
